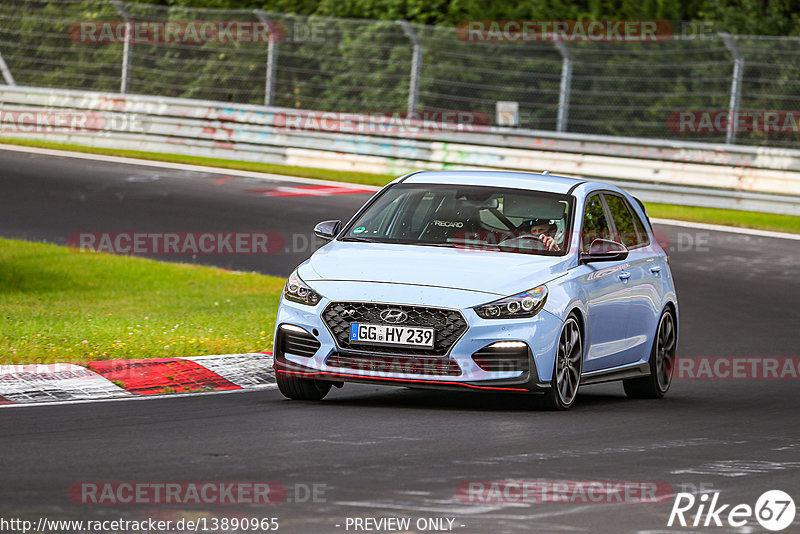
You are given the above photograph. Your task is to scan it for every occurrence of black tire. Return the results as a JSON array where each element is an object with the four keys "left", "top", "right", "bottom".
[
  {"left": 623, "top": 308, "right": 677, "bottom": 399},
  {"left": 543, "top": 314, "right": 583, "bottom": 410},
  {"left": 276, "top": 374, "right": 332, "bottom": 401}
]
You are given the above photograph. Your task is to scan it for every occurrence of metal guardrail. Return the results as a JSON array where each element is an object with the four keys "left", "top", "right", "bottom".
[
  {"left": 3, "top": 1, "right": 800, "bottom": 149},
  {"left": 1, "top": 85, "right": 799, "bottom": 215}
]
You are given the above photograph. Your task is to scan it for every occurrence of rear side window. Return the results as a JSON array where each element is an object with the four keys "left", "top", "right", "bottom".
[
  {"left": 629, "top": 204, "right": 650, "bottom": 246},
  {"left": 581, "top": 194, "right": 611, "bottom": 252},
  {"left": 603, "top": 193, "right": 650, "bottom": 248}
]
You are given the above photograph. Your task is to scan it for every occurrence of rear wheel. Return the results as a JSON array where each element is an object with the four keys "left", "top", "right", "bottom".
[
  {"left": 543, "top": 314, "right": 582, "bottom": 410},
  {"left": 276, "top": 373, "right": 332, "bottom": 401},
  {"left": 623, "top": 308, "right": 676, "bottom": 399}
]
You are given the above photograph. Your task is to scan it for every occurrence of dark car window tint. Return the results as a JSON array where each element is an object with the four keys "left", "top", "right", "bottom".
[
  {"left": 604, "top": 194, "right": 637, "bottom": 248},
  {"left": 628, "top": 201, "right": 650, "bottom": 246},
  {"left": 582, "top": 195, "right": 611, "bottom": 252},
  {"left": 342, "top": 184, "right": 573, "bottom": 256},
  {"left": 605, "top": 194, "right": 649, "bottom": 248}
]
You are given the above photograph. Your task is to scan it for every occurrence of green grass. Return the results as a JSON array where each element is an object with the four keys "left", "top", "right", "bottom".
[
  {"left": 644, "top": 203, "right": 800, "bottom": 234},
  {"left": 0, "top": 237, "right": 285, "bottom": 365},
  {"left": 2, "top": 137, "right": 799, "bottom": 234}
]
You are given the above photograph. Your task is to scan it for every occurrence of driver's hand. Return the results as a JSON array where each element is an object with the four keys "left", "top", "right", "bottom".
[{"left": 538, "top": 234, "right": 561, "bottom": 251}]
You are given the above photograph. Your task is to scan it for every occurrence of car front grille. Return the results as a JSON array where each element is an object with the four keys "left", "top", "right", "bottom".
[
  {"left": 322, "top": 302, "right": 468, "bottom": 356},
  {"left": 326, "top": 353, "right": 462, "bottom": 376}
]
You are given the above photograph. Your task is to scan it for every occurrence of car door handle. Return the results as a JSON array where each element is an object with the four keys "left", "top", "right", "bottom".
[
  {"left": 618, "top": 271, "right": 631, "bottom": 281},
  {"left": 649, "top": 266, "right": 662, "bottom": 274}
]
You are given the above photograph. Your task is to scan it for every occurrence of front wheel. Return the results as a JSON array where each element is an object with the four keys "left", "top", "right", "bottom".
[
  {"left": 623, "top": 308, "right": 676, "bottom": 399},
  {"left": 276, "top": 373, "right": 332, "bottom": 401},
  {"left": 543, "top": 314, "right": 583, "bottom": 410}
]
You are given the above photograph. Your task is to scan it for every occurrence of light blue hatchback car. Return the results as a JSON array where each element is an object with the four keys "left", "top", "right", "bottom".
[{"left": 273, "top": 171, "right": 678, "bottom": 409}]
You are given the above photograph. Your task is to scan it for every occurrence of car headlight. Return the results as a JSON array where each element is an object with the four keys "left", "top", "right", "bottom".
[
  {"left": 284, "top": 270, "right": 322, "bottom": 306},
  {"left": 474, "top": 285, "right": 547, "bottom": 319}
]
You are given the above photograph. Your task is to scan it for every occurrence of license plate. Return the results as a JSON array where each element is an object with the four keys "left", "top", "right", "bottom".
[{"left": 349, "top": 323, "right": 435, "bottom": 348}]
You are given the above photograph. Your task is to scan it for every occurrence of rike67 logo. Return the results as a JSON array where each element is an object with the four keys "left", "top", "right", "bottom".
[{"left": 668, "top": 490, "right": 796, "bottom": 531}]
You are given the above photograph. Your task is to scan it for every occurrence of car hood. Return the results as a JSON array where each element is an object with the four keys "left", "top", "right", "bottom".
[{"left": 300, "top": 241, "right": 571, "bottom": 297}]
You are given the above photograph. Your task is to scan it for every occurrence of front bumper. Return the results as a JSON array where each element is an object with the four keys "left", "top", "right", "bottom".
[{"left": 273, "top": 295, "right": 562, "bottom": 392}]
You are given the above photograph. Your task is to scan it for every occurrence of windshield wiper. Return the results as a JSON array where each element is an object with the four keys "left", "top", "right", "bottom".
[
  {"left": 340, "top": 236, "right": 379, "bottom": 242},
  {"left": 340, "top": 238, "right": 506, "bottom": 249},
  {"left": 413, "top": 242, "right": 455, "bottom": 248}
]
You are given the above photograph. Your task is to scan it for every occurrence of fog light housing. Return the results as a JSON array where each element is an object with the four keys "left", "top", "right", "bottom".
[{"left": 471, "top": 341, "right": 530, "bottom": 373}]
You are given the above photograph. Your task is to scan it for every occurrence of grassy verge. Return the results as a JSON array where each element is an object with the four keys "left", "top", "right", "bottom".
[
  {"left": 2, "top": 137, "right": 799, "bottom": 234},
  {"left": 0, "top": 237, "right": 284, "bottom": 365},
  {"left": 645, "top": 203, "right": 800, "bottom": 234}
]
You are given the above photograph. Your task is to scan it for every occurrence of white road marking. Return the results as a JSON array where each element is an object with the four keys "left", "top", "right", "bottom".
[
  {"left": 183, "top": 353, "right": 275, "bottom": 387},
  {"left": 652, "top": 218, "right": 800, "bottom": 241},
  {"left": 0, "top": 354, "right": 277, "bottom": 408},
  {"left": 0, "top": 363, "right": 130, "bottom": 403},
  {"left": 0, "top": 143, "right": 381, "bottom": 190},
  {"left": 0, "top": 383, "right": 276, "bottom": 409},
  {"left": 2, "top": 142, "right": 796, "bottom": 240}
]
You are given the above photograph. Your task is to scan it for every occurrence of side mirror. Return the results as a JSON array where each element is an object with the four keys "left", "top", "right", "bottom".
[
  {"left": 314, "top": 220, "right": 341, "bottom": 241},
  {"left": 579, "top": 239, "right": 628, "bottom": 264}
]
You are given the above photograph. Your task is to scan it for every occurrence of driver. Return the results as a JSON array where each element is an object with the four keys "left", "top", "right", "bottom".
[{"left": 525, "top": 218, "right": 561, "bottom": 251}]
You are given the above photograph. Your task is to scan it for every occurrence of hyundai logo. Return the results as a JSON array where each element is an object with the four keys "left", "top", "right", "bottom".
[{"left": 379, "top": 308, "right": 408, "bottom": 324}]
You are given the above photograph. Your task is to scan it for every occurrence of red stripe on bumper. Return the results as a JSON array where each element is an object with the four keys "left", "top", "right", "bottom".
[
  {"left": 86, "top": 358, "right": 241, "bottom": 395},
  {"left": 0, "top": 395, "right": 15, "bottom": 405},
  {"left": 277, "top": 369, "right": 530, "bottom": 392}
]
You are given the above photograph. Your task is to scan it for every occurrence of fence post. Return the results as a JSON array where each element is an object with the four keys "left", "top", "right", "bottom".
[
  {"left": 554, "top": 40, "right": 572, "bottom": 133},
  {"left": 111, "top": 0, "right": 132, "bottom": 94},
  {"left": 396, "top": 20, "right": 422, "bottom": 115},
  {"left": 719, "top": 32, "right": 744, "bottom": 145},
  {"left": 254, "top": 10, "right": 278, "bottom": 107},
  {"left": 0, "top": 47, "right": 16, "bottom": 85}
]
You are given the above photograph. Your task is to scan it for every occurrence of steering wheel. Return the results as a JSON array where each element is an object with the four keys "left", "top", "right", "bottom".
[{"left": 497, "top": 233, "right": 550, "bottom": 250}]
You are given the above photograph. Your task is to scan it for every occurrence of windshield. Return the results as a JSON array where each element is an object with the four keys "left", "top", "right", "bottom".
[{"left": 341, "top": 183, "right": 573, "bottom": 255}]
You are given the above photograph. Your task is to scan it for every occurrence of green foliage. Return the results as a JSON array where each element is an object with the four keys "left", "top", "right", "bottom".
[
  {"left": 1, "top": 0, "right": 799, "bottom": 145},
  {"left": 151, "top": 0, "right": 800, "bottom": 35}
]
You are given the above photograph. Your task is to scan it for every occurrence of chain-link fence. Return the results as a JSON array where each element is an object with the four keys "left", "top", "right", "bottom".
[{"left": 1, "top": 0, "right": 800, "bottom": 147}]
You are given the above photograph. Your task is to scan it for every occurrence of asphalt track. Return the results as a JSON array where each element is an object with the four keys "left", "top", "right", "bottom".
[{"left": 1, "top": 146, "right": 799, "bottom": 533}]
